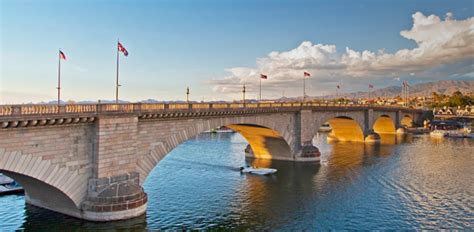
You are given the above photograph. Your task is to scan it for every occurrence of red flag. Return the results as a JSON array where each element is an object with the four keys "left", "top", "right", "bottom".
[
  {"left": 118, "top": 42, "right": 129, "bottom": 56},
  {"left": 369, "top": 84, "right": 374, "bottom": 88},
  {"left": 59, "top": 50, "right": 66, "bottom": 60},
  {"left": 260, "top": 74, "right": 267, "bottom": 79},
  {"left": 304, "top": 71, "right": 311, "bottom": 77}
]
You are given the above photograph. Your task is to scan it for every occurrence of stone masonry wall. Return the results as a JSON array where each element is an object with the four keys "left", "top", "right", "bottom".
[
  {"left": 94, "top": 115, "right": 139, "bottom": 179},
  {"left": 0, "top": 123, "right": 95, "bottom": 206}
]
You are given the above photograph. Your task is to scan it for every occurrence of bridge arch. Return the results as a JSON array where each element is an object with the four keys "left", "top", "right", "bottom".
[
  {"left": 312, "top": 111, "right": 366, "bottom": 143},
  {"left": 373, "top": 115, "right": 396, "bottom": 134},
  {"left": 0, "top": 150, "right": 88, "bottom": 218},
  {"left": 326, "top": 116, "right": 365, "bottom": 142},
  {"left": 136, "top": 114, "right": 298, "bottom": 184}
]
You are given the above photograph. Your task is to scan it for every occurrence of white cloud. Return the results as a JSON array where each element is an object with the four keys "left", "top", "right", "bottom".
[{"left": 209, "top": 12, "right": 474, "bottom": 98}]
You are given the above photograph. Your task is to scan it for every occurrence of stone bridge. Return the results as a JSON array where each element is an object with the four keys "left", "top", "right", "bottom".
[{"left": 0, "top": 102, "right": 423, "bottom": 221}]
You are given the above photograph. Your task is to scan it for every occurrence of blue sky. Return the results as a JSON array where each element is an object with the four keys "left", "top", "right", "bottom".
[{"left": 1, "top": 0, "right": 473, "bottom": 103}]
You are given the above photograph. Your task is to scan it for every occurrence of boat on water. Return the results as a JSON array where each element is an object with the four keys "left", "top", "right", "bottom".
[
  {"left": 430, "top": 130, "right": 447, "bottom": 138},
  {"left": 240, "top": 165, "right": 277, "bottom": 175},
  {"left": 446, "top": 129, "right": 474, "bottom": 138},
  {"left": 430, "top": 120, "right": 473, "bottom": 138},
  {"left": 318, "top": 123, "right": 332, "bottom": 133},
  {"left": 0, "top": 173, "right": 24, "bottom": 195},
  {"left": 0, "top": 173, "right": 14, "bottom": 185},
  {"left": 203, "top": 126, "right": 235, "bottom": 133},
  {"left": 0, "top": 181, "right": 24, "bottom": 195}
]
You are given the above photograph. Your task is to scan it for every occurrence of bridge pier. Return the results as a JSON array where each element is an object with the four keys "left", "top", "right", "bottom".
[
  {"left": 82, "top": 172, "right": 147, "bottom": 221},
  {"left": 296, "top": 110, "right": 321, "bottom": 161}
]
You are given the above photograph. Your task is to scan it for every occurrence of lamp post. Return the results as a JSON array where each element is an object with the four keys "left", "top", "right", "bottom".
[
  {"left": 242, "top": 84, "right": 246, "bottom": 107},
  {"left": 186, "top": 87, "right": 190, "bottom": 103}
]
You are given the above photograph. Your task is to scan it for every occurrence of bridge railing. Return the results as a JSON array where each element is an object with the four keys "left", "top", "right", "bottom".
[{"left": 0, "top": 102, "right": 415, "bottom": 117}]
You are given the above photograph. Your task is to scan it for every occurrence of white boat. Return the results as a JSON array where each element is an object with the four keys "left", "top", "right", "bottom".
[
  {"left": 0, "top": 173, "right": 14, "bottom": 185},
  {"left": 203, "top": 126, "right": 235, "bottom": 134},
  {"left": 446, "top": 130, "right": 465, "bottom": 138},
  {"left": 0, "top": 181, "right": 24, "bottom": 195},
  {"left": 240, "top": 166, "right": 277, "bottom": 175},
  {"left": 446, "top": 130, "right": 474, "bottom": 138},
  {"left": 318, "top": 123, "right": 332, "bottom": 132},
  {"left": 430, "top": 130, "right": 446, "bottom": 138},
  {"left": 215, "top": 128, "right": 235, "bottom": 133}
]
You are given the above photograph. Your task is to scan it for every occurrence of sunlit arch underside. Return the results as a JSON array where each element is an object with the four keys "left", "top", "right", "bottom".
[
  {"left": 327, "top": 117, "right": 364, "bottom": 142},
  {"left": 373, "top": 115, "right": 396, "bottom": 134},
  {"left": 401, "top": 115, "right": 414, "bottom": 128},
  {"left": 227, "top": 124, "right": 291, "bottom": 160}
]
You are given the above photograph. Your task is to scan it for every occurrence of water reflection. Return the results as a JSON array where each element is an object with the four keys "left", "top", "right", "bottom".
[
  {"left": 235, "top": 160, "right": 321, "bottom": 230},
  {"left": 20, "top": 204, "right": 147, "bottom": 231}
]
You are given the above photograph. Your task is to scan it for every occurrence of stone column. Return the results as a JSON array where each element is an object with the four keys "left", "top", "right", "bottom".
[
  {"left": 84, "top": 115, "right": 147, "bottom": 221},
  {"left": 296, "top": 110, "right": 320, "bottom": 161},
  {"left": 364, "top": 109, "right": 374, "bottom": 135},
  {"left": 396, "top": 110, "right": 402, "bottom": 128}
]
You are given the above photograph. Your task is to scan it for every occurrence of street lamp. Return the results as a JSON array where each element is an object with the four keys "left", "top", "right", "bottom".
[{"left": 186, "top": 87, "right": 190, "bottom": 103}]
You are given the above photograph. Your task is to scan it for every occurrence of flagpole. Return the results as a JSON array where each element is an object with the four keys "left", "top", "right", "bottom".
[
  {"left": 57, "top": 49, "right": 61, "bottom": 106},
  {"left": 116, "top": 39, "right": 120, "bottom": 104},
  {"left": 406, "top": 82, "right": 409, "bottom": 107},
  {"left": 368, "top": 85, "right": 370, "bottom": 102},
  {"left": 403, "top": 81, "right": 406, "bottom": 107},
  {"left": 259, "top": 77, "right": 262, "bottom": 101},
  {"left": 303, "top": 75, "right": 306, "bottom": 102},
  {"left": 405, "top": 82, "right": 407, "bottom": 107}
]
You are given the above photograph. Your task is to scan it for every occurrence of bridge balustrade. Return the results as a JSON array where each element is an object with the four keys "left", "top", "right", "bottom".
[
  {"left": 168, "top": 103, "right": 190, "bottom": 110},
  {"left": 65, "top": 104, "right": 97, "bottom": 113},
  {"left": 210, "top": 103, "right": 229, "bottom": 109},
  {"left": 229, "top": 103, "right": 244, "bottom": 108},
  {"left": 99, "top": 104, "right": 135, "bottom": 113},
  {"left": 21, "top": 105, "right": 59, "bottom": 115},
  {"left": 140, "top": 103, "right": 165, "bottom": 112},
  {"left": 192, "top": 103, "right": 210, "bottom": 109},
  {"left": 0, "top": 106, "right": 13, "bottom": 116},
  {"left": 0, "top": 102, "right": 421, "bottom": 118}
]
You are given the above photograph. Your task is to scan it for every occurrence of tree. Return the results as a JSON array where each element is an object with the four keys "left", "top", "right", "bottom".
[{"left": 448, "top": 91, "right": 465, "bottom": 107}]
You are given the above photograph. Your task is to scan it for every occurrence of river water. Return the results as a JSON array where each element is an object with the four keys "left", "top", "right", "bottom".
[{"left": 0, "top": 132, "right": 472, "bottom": 230}]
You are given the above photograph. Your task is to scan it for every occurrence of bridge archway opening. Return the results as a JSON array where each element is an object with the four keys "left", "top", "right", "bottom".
[
  {"left": 326, "top": 116, "right": 364, "bottom": 142},
  {"left": 401, "top": 115, "right": 413, "bottom": 128},
  {"left": 0, "top": 170, "right": 81, "bottom": 218},
  {"left": 373, "top": 115, "right": 396, "bottom": 134},
  {"left": 226, "top": 124, "right": 292, "bottom": 160},
  {"left": 139, "top": 122, "right": 294, "bottom": 184}
]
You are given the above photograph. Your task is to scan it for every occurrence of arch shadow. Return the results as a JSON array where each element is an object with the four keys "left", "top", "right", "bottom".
[{"left": 0, "top": 170, "right": 81, "bottom": 218}]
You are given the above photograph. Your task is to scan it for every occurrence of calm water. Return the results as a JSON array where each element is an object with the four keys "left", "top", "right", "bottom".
[{"left": 1, "top": 132, "right": 473, "bottom": 230}]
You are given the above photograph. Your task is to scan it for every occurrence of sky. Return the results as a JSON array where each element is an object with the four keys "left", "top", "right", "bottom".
[{"left": 1, "top": 0, "right": 473, "bottom": 104}]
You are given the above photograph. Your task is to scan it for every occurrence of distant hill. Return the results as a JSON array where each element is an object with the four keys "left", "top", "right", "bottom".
[{"left": 318, "top": 80, "right": 474, "bottom": 99}]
